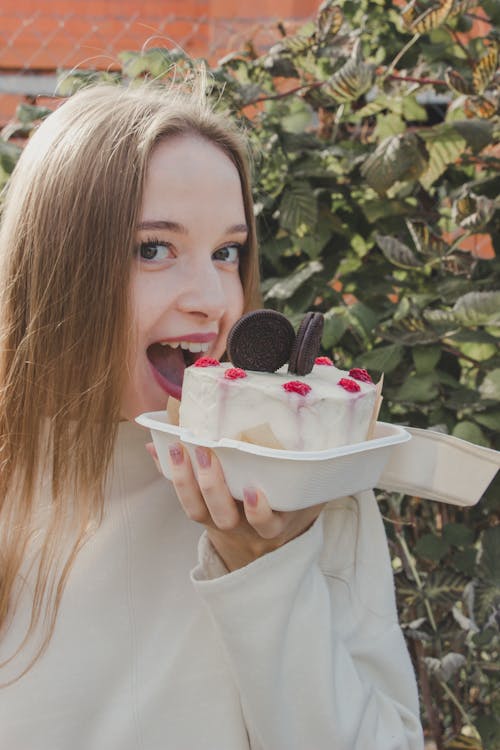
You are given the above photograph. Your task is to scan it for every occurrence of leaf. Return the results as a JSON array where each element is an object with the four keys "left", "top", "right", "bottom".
[
  {"left": 419, "top": 126, "right": 467, "bottom": 189},
  {"left": 479, "top": 369, "right": 500, "bottom": 401},
  {"left": 444, "top": 733, "right": 484, "bottom": 749},
  {"left": 375, "top": 234, "right": 424, "bottom": 269},
  {"left": 395, "top": 373, "right": 440, "bottom": 402},
  {"left": 408, "top": 221, "right": 449, "bottom": 259},
  {"left": 415, "top": 533, "right": 451, "bottom": 562},
  {"left": 453, "top": 291, "right": 500, "bottom": 326},
  {"left": 452, "top": 119, "right": 494, "bottom": 153},
  {"left": 322, "top": 309, "right": 349, "bottom": 347},
  {"left": 472, "top": 45, "right": 499, "bottom": 95},
  {"left": 119, "top": 48, "right": 177, "bottom": 78},
  {"left": 405, "top": 0, "right": 454, "bottom": 33},
  {"left": 464, "top": 95, "right": 497, "bottom": 120},
  {"left": 362, "top": 133, "right": 429, "bottom": 195},
  {"left": 473, "top": 409, "right": 500, "bottom": 430},
  {"left": 361, "top": 344, "right": 405, "bottom": 373},
  {"left": 424, "top": 569, "right": 469, "bottom": 609},
  {"left": 445, "top": 68, "right": 474, "bottom": 96},
  {"left": 0, "top": 140, "right": 22, "bottom": 175},
  {"left": 264, "top": 260, "right": 323, "bottom": 301},
  {"left": 413, "top": 345, "right": 441, "bottom": 373},
  {"left": 423, "top": 309, "right": 459, "bottom": 335},
  {"left": 452, "top": 421, "right": 490, "bottom": 447},
  {"left": 316, "top": 1, "right": 343, "bottom": 41},
  {"left": 425, "top": 652, "right": 466, "bottom": 682},
  {"left": 323, "top": 56, "right": 373, "bottom": 103},
  {"left": 443, "top": 523, "right": 474, "bottom": 547},
  {"left": 279, "top": 183, "right": 318, "bottom": 233},
  {"left": 15, "top": 103, "right": 53, "bottom": 124}
]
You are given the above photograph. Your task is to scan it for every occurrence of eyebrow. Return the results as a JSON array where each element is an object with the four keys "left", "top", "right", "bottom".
[{"left": 137, "top": 220, "right": 249, "bottom": 235}]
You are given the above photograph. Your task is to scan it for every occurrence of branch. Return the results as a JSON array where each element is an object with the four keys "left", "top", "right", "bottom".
[
  {"left": 240, "top": 80, "right": 323, "bottom": 108},
  {"left": 388, "top": 73, "right": 447, "bottom": 86}
]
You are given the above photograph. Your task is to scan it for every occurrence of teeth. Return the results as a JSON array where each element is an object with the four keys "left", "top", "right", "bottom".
[{"left": 159, "top": 340, "right": 213, "bottom": 353}]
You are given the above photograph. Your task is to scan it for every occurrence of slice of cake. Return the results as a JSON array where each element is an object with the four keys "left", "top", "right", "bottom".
[
  {"left": 179, "top": 358, "right": 378, "bottom": 451},
  {"left": 176, "top": 309, "right": 381, "bottom": 452}
]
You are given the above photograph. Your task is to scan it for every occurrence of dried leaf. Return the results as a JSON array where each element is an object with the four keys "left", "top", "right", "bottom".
[
  {"left": 375, "top": 233, "right": 424, "bottom": 269},
  {"left": 464, "top": 95, "right": 498, "bottom": 119},
  {"left": 408, "top": 0, "right": 454, "bottom": 33},
  {"left": 472, "top": 46, "right": 499, "bottom": 95},
  {"left": 316, "top": 1, "right": 343, "bottom": 41},
  {"left": 445, "top": 68, "right": 474, "bottom": 96},
  {"left": 362, "top": 133, "right": 428, "bottom": 194}
]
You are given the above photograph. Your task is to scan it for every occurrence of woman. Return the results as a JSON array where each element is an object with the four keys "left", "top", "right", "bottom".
[{"left": 0, "top": 81, "right": 424, "bottom": 748}]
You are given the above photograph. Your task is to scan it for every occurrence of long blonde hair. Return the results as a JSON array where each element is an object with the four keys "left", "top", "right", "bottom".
[{"left": 0, "top": 81, "right": 261, "bottom": 677}]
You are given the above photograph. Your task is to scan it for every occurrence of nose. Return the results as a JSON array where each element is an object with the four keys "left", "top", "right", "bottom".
[{"left": 176, "top": 257, "right": 226, "bottom": 320}]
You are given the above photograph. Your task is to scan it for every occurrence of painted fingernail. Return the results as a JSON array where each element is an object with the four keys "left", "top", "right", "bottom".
[
  {"left": 244, "top": 488, "right": 258, "bottom": 508},
  {"left": 169, "top": 442, "right": 184, "bottom": 466},
  {"left": 195, "top": 447, "right": 211, "bottom": 469}
]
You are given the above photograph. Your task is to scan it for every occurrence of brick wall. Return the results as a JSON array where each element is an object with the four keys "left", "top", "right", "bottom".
[{"left": 0, "top": 0, "right": 320, "bottom": 123}]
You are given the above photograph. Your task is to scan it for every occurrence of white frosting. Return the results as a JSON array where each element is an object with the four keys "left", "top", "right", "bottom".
[{"left": 179, "top": 362, "right": 377, "bottom": 451}]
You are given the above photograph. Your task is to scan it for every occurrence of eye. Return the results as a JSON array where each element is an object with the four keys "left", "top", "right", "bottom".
[
  {"left": 212, "top": 244, "right": 242, "bottom": 264},
  {"left": 137, "top": 239, "right": 173, "bottom": 263}
]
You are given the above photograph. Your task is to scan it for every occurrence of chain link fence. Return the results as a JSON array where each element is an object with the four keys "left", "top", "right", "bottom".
[{"left": 0, "top": 6, "right": 310, "bottom": 125}]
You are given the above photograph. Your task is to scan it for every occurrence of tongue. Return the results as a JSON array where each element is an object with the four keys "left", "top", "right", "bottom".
[{"left": 147, "top": 344, "right": 186, "bottom": 389}]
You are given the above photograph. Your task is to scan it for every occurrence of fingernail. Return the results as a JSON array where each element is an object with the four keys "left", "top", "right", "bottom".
[
  {"left": 244, "top": 488, "right": 258, "bottom": 508},
  {"left": 169, "top": 442, "right": 184, "bottom": 466},
  {"left": 195, "top": 447, "right": 211, "bottom": 469}
]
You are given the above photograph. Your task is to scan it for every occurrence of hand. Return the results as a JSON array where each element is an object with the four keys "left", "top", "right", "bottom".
[{"left": 165, "top": 441, "right": 325, "bottom": 571}]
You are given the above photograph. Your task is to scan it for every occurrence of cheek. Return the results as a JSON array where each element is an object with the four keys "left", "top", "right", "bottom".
[{"left": 225, "top": 273, "right": 245, "bottom": 322}]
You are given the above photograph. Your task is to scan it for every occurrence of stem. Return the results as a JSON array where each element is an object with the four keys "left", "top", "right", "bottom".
[
  {"left": 415, "top": 640, "right": 444, "bottom": 749},
  {"left": 331, "top": 102, "right": 345, "bottom": 144},
  {"left": 441, "top": 341, "right": 482, "bottom": 367},
  {"left": 240, "top": 80, "right": 323, "bottom": 108},
  {"left": 383, "top": 33, "right": 420, "bottom": 80},
  {"left": 438, "top": 679, "right": 472, "bottom": 726},
  {"left": 396, "top": 531, "right": 438, "bottom": 633},
  {"left": 388, "top": 73, "right": 447, "bottom": 86}
]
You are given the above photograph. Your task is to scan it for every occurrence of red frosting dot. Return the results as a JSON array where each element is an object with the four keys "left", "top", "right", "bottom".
[
  {"left": 194, "top": 357, "right": 220, "bottom": 367},
  {"left": 224, "top": 367, "right": 247, "bottom": 380},
  {"left": 315, "top": 356, "right": 333, "bottom": 366},
  {"left": 283, "top": 380, "right": 311, "bottom": 396},
  {"left": 338, "top": 378, "right": 361, "bottom": 393},
  {"left": 349, "top": 368, "right": 373, "bottom": 383}
]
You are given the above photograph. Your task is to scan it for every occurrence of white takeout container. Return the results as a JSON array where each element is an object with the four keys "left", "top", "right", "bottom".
[
  {"left": 377, "top": 425, "right": 500, "bottom": 507},
  {"left": 135, "top": 411, "right": 411, "bottom": 511}
]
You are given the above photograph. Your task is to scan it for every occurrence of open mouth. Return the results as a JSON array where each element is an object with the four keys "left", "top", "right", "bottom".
[{"left": 147, "top": 343, "right": 205, "bottom": 400}]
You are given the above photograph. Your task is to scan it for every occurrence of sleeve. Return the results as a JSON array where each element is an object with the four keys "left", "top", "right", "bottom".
[{"left": 191, "top": 490, "right": 425, "bottom": 750}]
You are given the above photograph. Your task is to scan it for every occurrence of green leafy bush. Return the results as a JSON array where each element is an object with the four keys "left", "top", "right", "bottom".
[{"left": 1, "top": 1, "right": 499, "bottom": 745}]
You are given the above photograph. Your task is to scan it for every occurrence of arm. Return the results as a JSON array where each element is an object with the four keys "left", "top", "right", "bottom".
[{"left": 191, "top": 491, "right": 424, "bottom": 750}]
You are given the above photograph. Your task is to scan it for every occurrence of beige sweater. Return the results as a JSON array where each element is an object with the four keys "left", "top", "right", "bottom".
[{"left": 0, "top": 420, "right": 424, "bottom": 749}]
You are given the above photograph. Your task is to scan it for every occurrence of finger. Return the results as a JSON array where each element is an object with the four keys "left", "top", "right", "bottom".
[
  {"left": 194, "top": 447, "right": 241, "bottom": 530},
  {"left": 168, "top": 442, "right": 211, "bottom": 525},
  {"left": 242, "top": 488, "right": 286, "bottom": 539},
  {"left": 145, "top": 441, "right": 162, "bottom": 474}
]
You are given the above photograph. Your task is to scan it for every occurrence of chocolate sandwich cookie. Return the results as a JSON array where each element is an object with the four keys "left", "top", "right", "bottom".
[
  {"left": 288, "top": 312, "right": 324, "bottom": 376},
  {"left": 227, "top": 309, "right": 295, "bottom": 372}
]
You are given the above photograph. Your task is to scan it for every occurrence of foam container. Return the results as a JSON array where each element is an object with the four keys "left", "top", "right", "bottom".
[
  {"left": 377, "top": 425, "right": 500, "bottom": 507},
  {"left": 135, "top": 411, "right": 411, "bottom": 511}
]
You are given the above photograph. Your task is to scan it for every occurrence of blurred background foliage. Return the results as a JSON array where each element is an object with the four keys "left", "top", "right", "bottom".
[{"left": 0, "top": 1, "right": 499, "bottom": 746}]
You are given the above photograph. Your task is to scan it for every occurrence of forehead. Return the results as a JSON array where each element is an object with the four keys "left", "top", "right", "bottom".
[{"left": 140, "top": 135, "right": 245, "bottom": 225}]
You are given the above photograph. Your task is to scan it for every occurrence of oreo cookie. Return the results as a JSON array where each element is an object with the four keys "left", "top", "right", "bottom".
[
  {"left": 288, "top": 312, "right": 324, "bottom": 376},
  {"left": 227, "top": 309, "right": 295, "bottom": 372}
]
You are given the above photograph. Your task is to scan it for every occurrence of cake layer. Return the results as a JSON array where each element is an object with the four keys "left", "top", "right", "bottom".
[{"left": 179, "top": 360, "right": 377, "bottom": 451}]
